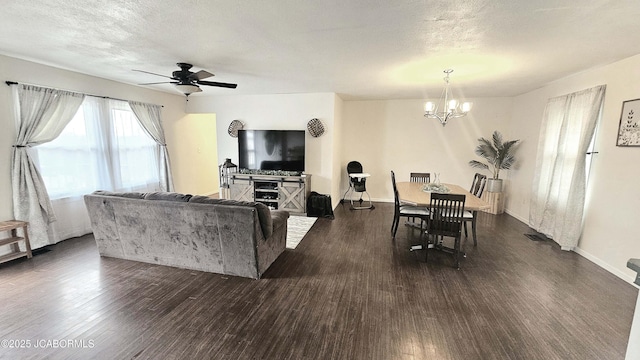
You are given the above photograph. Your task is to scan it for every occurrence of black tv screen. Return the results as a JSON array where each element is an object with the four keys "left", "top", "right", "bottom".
[{"left": 238, "top": 130, "right": 305, "bottom": 172}]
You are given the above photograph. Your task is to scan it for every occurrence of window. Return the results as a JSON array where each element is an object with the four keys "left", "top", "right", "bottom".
[
  {"left": 529, "top": 85, "right": 606, "bottom": 249},
  {"left": 34, "top": 97, "right": 160, "bottom": 199}
]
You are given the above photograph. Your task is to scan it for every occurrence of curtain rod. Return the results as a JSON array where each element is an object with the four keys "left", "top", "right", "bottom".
[{"left": 5, "top": 81, "right": 164, "bottom": 108}]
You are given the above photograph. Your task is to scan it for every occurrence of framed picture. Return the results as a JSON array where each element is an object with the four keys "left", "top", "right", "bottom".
[{"left": 617, "top": 98, "right": 640, "bottom": 146}]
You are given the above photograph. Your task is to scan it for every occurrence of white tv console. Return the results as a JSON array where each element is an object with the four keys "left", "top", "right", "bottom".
[{"left": 225, "top": 173, "right": 311, "bottom": 214}]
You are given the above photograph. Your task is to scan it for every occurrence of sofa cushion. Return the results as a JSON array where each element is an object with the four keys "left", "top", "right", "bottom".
[
  {"left": 189, "top": 195, "right": 273, "bottom": 238},
  {"left": 144, "top": 192, "right": 192, "bottom": 202},
  {"left": 189, "top": 196, "right": 244, "bottom": 206},
  {"left": 92, "top": 190, "right": 146, "bottom": 199}
]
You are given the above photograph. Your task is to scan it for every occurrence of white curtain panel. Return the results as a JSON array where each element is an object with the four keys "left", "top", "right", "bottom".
[
  {"left": 11, "top": 85, "right": 85, "bottom": 249},
  {"left": 529, "top": 85, "right": 606, "bottom": 250},
  {"left": 39, "top": 98, "right": 111, "bottom": 243},
  {"left": 128, "top": 101, "right": 174, "bottom": 192},
  {"left": 32, "top": 97, "right": 163, "bottom": 245},
  {"left": 48, "top": 197, "right": 93, "bottom": 243}
]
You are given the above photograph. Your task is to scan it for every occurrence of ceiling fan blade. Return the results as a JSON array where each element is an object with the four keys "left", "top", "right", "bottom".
[
  {"left": 133, "top": 69, "right": 174, "bottom": 79},
  {"left": 197, "top": 80, "right": 238, "bottom": 89},
  {"left": 138, "top": 81, "right": 177, "bottom": 85},
  {"left": 189, "top": 70, "right": 215, "bottom": 81}
]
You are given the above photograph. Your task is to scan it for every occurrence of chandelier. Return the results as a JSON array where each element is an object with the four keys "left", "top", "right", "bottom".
[{"left": 424, "top": 69, "right": 472, "bottom": 127}]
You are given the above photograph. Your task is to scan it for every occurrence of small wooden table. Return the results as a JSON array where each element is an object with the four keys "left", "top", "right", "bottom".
[
  {"left": 396, "top": 182, "right": 490, "bottom": 211},
  {"left": 0, "top": 220, "right": 33, "bottom": 264}
]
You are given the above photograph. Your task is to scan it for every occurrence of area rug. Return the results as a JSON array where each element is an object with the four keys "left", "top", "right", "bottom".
[{"left": 286, "top": 216, "right": 318, "bottom": 249}]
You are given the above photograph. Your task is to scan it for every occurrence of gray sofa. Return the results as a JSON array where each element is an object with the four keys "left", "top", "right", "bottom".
[{"left": 84, "top": 191, "right": 289, "bottom": 279}]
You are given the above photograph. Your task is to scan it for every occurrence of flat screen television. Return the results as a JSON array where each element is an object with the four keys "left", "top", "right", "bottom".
[{"left": 238, "top": 130, "right": 305, "bottom": 172}]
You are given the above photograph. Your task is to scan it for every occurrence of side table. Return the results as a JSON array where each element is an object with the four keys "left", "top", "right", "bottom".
[
  {"left": 0, "top": 220, "right": 33, "bottom": 264},
  {"left": 481, "top": 191, "right": 505, "bottom": 215}
]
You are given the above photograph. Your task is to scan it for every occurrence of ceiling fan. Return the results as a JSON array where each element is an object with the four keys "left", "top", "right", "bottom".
[{"left": 134, "top": 62, "right": 237, "bottom": 96}]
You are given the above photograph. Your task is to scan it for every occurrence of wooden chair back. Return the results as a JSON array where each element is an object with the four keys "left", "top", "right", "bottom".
[
  {"left": 410, "top": 172, "right": 431, "bottom": 183},
  {"left": 469, "top": 173, "right": 487, "bottom": 198},
  {"left": 428, "top": 193, "right": 466, "bottom": 237},
  {"left": 390, "top": 170, "right": 400, "bottom": 209}
]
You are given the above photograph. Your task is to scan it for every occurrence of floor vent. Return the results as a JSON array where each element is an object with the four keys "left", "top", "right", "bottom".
[{"left": 524, "top": 233, "right": 550, "bottom": 242}]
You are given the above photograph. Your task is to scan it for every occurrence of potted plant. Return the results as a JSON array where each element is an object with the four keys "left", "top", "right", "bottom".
[{"left": 469, "top": 131, "right": 519, "bottom": 192}]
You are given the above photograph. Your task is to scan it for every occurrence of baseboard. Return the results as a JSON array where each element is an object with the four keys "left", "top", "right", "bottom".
[
  {"left": 335, "top": 197, "right": 392, "bottom": 206},
  {"left": 504, "top": 208, "right": 528, "bottom": 223},
  {"left": 573, "top": 247, "right": 639, "bottom": 288}
]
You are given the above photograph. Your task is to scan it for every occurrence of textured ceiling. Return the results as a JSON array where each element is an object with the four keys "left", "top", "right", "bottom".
[{"left": 1, "top": 0, "right": 639, "bottom": 100}]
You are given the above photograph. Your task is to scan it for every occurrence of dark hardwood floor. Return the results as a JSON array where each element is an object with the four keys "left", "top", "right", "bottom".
[{"left": 0, "top": 202, "right": 636, "bottom": 360}]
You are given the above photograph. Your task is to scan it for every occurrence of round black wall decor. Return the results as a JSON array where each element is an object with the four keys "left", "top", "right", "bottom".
[
  {"left": 307, "top": 118, "right": 325, "bottom": 137},
  {"left": 227, "top": 120, "right": 244, "bottom": 137}
]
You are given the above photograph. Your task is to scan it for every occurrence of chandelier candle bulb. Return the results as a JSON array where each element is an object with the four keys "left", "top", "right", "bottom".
[
  {"left": 462, "top": 102, "right": 472, "bottom": 112},
  {"left": 448, "top": 99, "right": 458, "bottom": 110},
  {"left": 425, "top": 102, "right": 435, "bottom": 113}
]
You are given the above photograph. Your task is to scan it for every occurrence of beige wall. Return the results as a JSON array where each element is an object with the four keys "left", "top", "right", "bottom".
[
  {"left": 165, "top": 113, "right": 219, "bottom": 195},
  {"left": 184, "top": 94, "right": 515, "bottom": 208},
  {"left": 331, "top": 94, "right": 344, "bottom": 207},
  {"left": 340, "top": 98, "right": 514, "bottom": 201},
  {"left": 185, "top": 93, "right": 338, "bottom": 202},
  {"left": 507, "top": 54, "right": 640, "bottom": 283}
]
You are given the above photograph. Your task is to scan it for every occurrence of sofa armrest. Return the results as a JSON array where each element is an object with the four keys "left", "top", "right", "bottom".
[
  {"left": 256, "top": 210, "right": 289, "bottom": 276},
  {"left": 271, "top": 210, "right": 290, "bottom": 234}
]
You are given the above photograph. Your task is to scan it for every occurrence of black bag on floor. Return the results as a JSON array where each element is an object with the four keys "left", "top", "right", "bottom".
[{"left": 307, "top": 191, "right": 334, "bottom": 219}]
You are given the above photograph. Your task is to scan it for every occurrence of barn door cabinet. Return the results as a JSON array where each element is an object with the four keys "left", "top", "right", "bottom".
[{"left": 227, "top": 174, "right": 311, "bottom": 215}]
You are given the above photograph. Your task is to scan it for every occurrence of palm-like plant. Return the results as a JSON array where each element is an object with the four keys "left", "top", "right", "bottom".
[{"left": 469, "top": 131, "right": 519, "bottom": 179}]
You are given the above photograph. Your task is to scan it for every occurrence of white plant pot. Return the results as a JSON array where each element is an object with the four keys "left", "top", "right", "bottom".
[{"left": 486, "top": 178, "right": 503, "bottom": 193}]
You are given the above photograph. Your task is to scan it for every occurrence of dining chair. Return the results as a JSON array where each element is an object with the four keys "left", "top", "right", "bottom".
[
  {"left": 463, "top": 173, "right": 487, "bottom": 246},
  {"left": 424, "top": 192, "right": 466, "bottom": 269},
  {"left": 407, "top": 172, "right": 431, "bottom": 224},
  {"left": 410, "top": 172, "right": 431, "bottom": 183},
  {"left": 390, "top": 171, "right": 430, "bottom": 239}
]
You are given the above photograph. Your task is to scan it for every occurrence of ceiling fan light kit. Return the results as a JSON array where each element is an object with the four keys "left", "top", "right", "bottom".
[
  {"left": 134, "top": 62, "right": 237, "bottom": 96},
  {"left": 424, "top": 69, "right": 472, "bottom": 127},
  {"left": 175, "top": 83, "right": 202, "bottom": 95}
]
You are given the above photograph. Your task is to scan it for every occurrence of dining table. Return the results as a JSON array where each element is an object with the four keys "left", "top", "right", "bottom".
[
  {"left": 395, "top": 181, "right": 490, "bottom": 211},
  {"left": 396, "top": 181, "right": 490, "bottom": 268}
]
